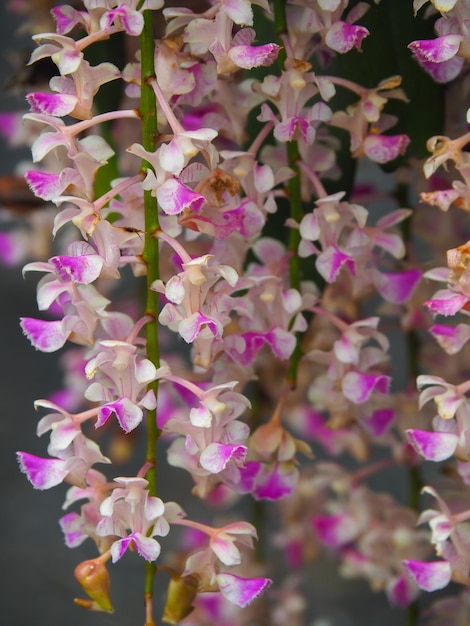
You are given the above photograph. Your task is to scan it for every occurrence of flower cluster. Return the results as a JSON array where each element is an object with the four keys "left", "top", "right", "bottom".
[
  {"left": 403, "top": 108, "right": 470, "bottom": 603},
  {"left": 4, "top": 0, "right": 470, "bottom": 624}
]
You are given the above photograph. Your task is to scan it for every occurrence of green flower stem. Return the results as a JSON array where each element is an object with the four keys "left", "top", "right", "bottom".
[
  {"left": 273, "top": 0, "right": 303, "bottom": 388},
  {"left": 140, "top": 8, "right": 160, "bottom": 622},
  {"left": 286, "top": 142, "right": 303, "bottom": 389}
]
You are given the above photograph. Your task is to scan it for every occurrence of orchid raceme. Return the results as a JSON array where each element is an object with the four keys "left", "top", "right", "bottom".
[{"left": 5, "top": 0, "right": 470, "bottom": 624}]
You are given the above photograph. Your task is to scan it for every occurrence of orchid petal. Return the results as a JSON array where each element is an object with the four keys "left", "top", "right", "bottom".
[
  {"left": 97, "top": 399, "right": 143, "bottom": 433},
  {"left": 342, "top": 371, "right": 390, "bottom": 404},
  {"left": 325, "top": 22, "right": 369, "bottom": 53},
  {"left": 216, "top": 573, "right": 272, "bottom": 607},
  {"left": 199, "top": 443, "right": 247, "bottom": 473},
  {"left": 363, "top": 134, "right": 410, "bottom": 164},
  {"left": 20, "top": 317, "right": 68, "bottom": 352},
  {"left": 228, "top": 43, "right": 280, "bottom": 69},
  {"left": 409, "top": 35, "right": 462, "bottom": 63},
  {"left": 156, "top": 178, "right": 205, "bottom": 215},
  {"left": 17, "top": 451, "right": 68, "bottom": 489},
  {"left": 403, "top": 560, "right": 451, "bottom": 591},
  {"left": 406, "top": 429, "right": 458, "bottom": 461},
  {"left": 429, "top": 324, "right": 470, "bottom": 354},
  {"left": 312, "top": 512, "right": 359, "bottom": 547}
]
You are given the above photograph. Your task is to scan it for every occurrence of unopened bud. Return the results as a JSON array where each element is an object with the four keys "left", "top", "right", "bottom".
[
  {"left": 250, "top": 421, "right": 281, "bottom": 457},
  {"left": 162, "top": 574, "right": 199, "bottom": 624},
  {"left": 74, "top": 557, "right": 113, "bottom": 613}
]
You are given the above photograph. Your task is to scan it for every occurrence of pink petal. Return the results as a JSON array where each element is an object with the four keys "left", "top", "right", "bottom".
[
  {"left": 31, "top": 131, "right": 68, "bottom": 163},
  {"left": 235, "top": 460, "right": 263, "bottom": 493},
  {"left": 226, "top": 333, "right": 266, "bottom": 366},
  {"left": 299, "top": 212, "right": 320, "bottom": 241},
  {"left": 78, "top": 135, "right": 114, "bottom": 163},
  {"left": 387, "top": 573, "right": 418, "bottom": 608},
  {"left": 0, "top": 112, "right": 19, "bottom": 140},
  {"left": 26, "top": 92, "right": 78, "bottom": 117},
  {"left": 24, "top": 170, "right": 63, "bottom": 201},
  {"left": 334, "top": 335, "right": 358, "bottom": 364},
  {"left": 96, "top": 398, "right": 143, "bottom": 433},
  {"left": 59, "top": 512, "right": 88, "bottom": 547},
  {"left": 0, "top": 233, "right": 21, "bottom": 266},
  {"left": 376, "top": 209, "right": 412, "bottom": 229},
  {"left": 257, "top": 102, "right": 279, "bottom": 124},
  {"left": 165, "top": 275, "right": 185, "bottom": 304},
  {"left": 274, "top": 116, "right": 315, "bottom": 144},
  {"left": 50, "top": 254, "right": 103, "bottom": 284},
  {"left": 101, "top": 6, "right": 144, "bottom": 36},
  {"left": 403, "top": 560, "right": 452, "bottom": 591},
  {"left": 342, "top": 371, "right": 390, "bottom": 404},
  {"left": 228, "top": 43, "right": 280, "bottom": 69},
  {"left": 372, "top": 232, "right": 406, "bottom": 258},
  {"left": 312, "top": 512, "right": 359, "bottom": 547},
  {"left": 428, "top": 515, "right": 453, "bottom": 543},
  {"left": 199, "top": 443, "right": 247, "bottom": 474},
  {"left": 254, "top": 163, "right": 275, "bottom": 193},
  {"left": 363, "top": 134, "right": 410, "bottom": 164},
  {"left": 425, "top": 291, "right": 469, "bottom": 316},
  {"left": 316, "top": 246, "right": 355, "bottom": 283},
  {"left": 211, "top": 536, "right": 242, "bottom": 566},
  {"left": 20, "top": 317, "right": 68, "bottom": 352},
  {"left": 406, "top": 429, "right": 458, "bottom": 461},
  {"left": 216, "top": 573, "right": 272, "bottom": 607},
  {"left": 267, "top": 328, "right": 296, "bottom": 359},
  {"left": 325, "top": 22, "right": 369, "bottom": 53},
  {"left": 110, "top": 535, "right": 133, "bottom": 563},
  {"left": 57, "top": 48, "right": 83, "bottom": 75},
  {"left": 49, "top": 419, "right": 80, "bottom": 452},
  {"left": 408, "top": 35, "right": 462, "bottom": 63},
  {"left": 416, "top": 55, "right": 464, "bottom": 83},
  {"left": 252, "top": 462, "right": 298, "bottom": 500},
  {"left": 374, "top": 268, "right": 421, "bottom": 304},
  {"left": 159, "top": 140, "right": 185, "bottom": 174},
  {"left": 423, "top": 267, "right": 450, "bottom": 282},
  {"left": 429, "top": 323, "right": 470, "bottom": 354},
  {"left": 132, "top": 532, "right": 161, "bottom": 561},
  {"left": 273, "top": 116, "right": 300, "bottom": 142},
  {"left": 51, "top": 5, "right": 87, "bottom": 34},
  {"left": 179, "top": 312, "right": 223, "bottom": 343},
  {"left": 156, "top": 178, "right": 205, "bottom": 215},
  {"left": 189, "top": 404, "right": 212, "bottom": 427},
  {"left": 364, "top": 408, "right": 395, "bottom": 437},
  {"left": 17, "top": 451, "right": 68, "bottom": 489},
  {"left": 221, "top": 0, "right": 253, "bottom": 25}
]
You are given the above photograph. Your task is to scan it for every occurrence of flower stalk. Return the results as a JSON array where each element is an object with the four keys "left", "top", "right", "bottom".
[
  {"left": 273, "top": 0, "right": 303, "bottom": 389},
  {"left": 140, "top": 6, "right": 160, "bottom": 618}
]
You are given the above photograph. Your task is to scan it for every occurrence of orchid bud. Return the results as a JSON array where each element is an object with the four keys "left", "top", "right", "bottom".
[
  {"left": 162, "top": 574, "right": 199, "bottom": 624},
  {"left": 74, "top": 557, "right": 113, "bottom": 613},
  {"left": 250, "top": 421, "right": 283, "bottom": 458}
]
